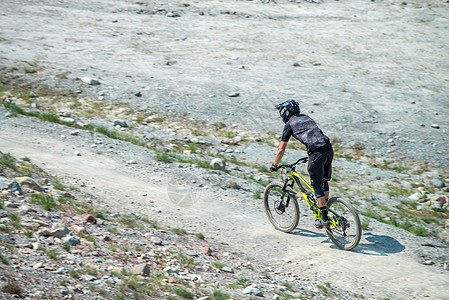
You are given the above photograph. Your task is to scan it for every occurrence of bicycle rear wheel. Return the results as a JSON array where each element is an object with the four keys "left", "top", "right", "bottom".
[
  {"left": 326, "top": 197, "right": 362, "bottom": 251},
  {"left": 264, "top": 182, "right": 299, "bottom": 233}
]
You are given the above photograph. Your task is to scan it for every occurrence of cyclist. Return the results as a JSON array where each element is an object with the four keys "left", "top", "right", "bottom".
[{"left": 270, "top": 99, "right": 334, "bottom": 229}]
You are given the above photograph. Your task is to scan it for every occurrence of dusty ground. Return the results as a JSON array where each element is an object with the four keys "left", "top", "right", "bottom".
[
  {"left": 0, "top": 0, "right": 448, "bottom": 165},
  {"left": 1, "top": 0, "right": 449, "bottom": 299}
]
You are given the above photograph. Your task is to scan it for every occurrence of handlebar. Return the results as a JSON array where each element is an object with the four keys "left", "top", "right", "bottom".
[{"left": 276, "top": 157, "right": 308, "bottom": 170}]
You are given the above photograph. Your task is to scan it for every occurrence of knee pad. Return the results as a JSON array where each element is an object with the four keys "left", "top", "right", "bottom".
[
  {"left": 314, "top": 186, "right": 325, "bottom": 198},
  {"left": 323, "top": 181, "right": 329, "bottom": 192}
]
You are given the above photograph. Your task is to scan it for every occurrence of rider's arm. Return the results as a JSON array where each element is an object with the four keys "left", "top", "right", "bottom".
[{"left": 273, "top": 141, "right": 288, "bottom": 166}]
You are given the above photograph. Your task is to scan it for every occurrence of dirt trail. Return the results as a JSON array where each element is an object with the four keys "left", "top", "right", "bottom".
[{"left": 1, "top": 116, "right": 448, "bottom": 299}]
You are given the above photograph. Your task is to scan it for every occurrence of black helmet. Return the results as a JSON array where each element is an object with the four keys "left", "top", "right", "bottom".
[{"left": 275, "top": 99, "right": 300, "bottom": 123}]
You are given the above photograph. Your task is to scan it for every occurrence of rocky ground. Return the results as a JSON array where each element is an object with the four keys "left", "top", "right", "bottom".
[
  {"left": 0, "top": 0, "right": 449, "bottom": 299},
  {"left": 1, "top": 151, "right": 359, "bottom": 300},
  {"left": 0, "top": 101, "right": 448, "bottom": 300}
]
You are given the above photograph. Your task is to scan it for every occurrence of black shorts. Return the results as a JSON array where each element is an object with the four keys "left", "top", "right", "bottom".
[{"left": 307, "top": 146, "right": 333, "bottom": 189}]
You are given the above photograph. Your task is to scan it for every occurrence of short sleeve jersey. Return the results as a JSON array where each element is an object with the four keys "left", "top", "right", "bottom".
[{"left": 281, "top": 114, "right": 331, "bottom": 154}]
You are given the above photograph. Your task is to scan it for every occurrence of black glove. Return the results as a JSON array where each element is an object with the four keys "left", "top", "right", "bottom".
[{"left": 270, "top": 164, "right": 278, "bottom": 172}]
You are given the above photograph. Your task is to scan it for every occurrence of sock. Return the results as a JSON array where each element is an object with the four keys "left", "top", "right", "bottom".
[{"left": 319, "top": 206, "right": 328, "bottom": 221}]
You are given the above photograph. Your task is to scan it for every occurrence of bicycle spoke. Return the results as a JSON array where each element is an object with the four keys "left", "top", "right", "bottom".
[
  {"left": 326, "top": 198, "right": 361, "bottom": 251},
  {"left": 264, "top": 182, "right": 299, "bottom": 233}
]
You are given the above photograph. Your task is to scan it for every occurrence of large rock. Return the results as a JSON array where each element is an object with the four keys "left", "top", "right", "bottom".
[
  {"left": 83, "top": 214, "right": 97, "bottom": 224},
  {"left": 226, "top": 179, "right": 241, "bottom": 189},
  {"left": 438, "top": 229, "right": 449, "bottom": 243},
  {"left": 429, "top": 178, "right": 445, "bottom": 188},
  {"left": 130, "top": 263, "right": 151, "bottom": 277},
  {"left": 81, "top": 77, "right": 101, "bottom": 85},
  {"left": 13, "top": 176, "right": 43, "bottom": 191},
  {"left": 113, "top": 119, "right": 128, "bottom": 128},
  {"left": 210, "top": 158, "right": 226, "bottom": 170},
  {"left": 50, "top": 223, "right": 70, "bottom": 238},
  {"left": 408, "top": 192, "right": 423, "bottom": 201},
  {"left": 0, "top": 176, "right": 22, "bottom": 194},
  {"left": 243, "top": 286, "right": 263, "bottom": 297},
  {"left": 62, "top": 236, "right": 81, "bottom": 246},
  {"left": 37, "top": 228, "right": 52, "bottom": 237},
  {"left": 429, "top": 195, "right": 448, "bottom": 209}
]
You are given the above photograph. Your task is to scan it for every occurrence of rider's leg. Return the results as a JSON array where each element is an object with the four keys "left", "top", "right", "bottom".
[
  {"left": 323, "top": 180, "right": 330, "bottom": 202},
  {"left": 308, "top": 149, "right": 332, "bottom": 227},
  {"left": 320, "top": 181, "right": 330, "bottom": 221},
  {"left": 315, "top": 186, "right": 329, "bottom": 222}
]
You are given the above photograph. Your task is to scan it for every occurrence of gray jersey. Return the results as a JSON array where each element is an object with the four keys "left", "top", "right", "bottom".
[{"left": 281, "top": 114, "right": 331, "bottom": 154}]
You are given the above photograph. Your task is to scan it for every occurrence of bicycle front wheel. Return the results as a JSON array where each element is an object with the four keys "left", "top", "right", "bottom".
[
  {"left": 326, "top": 197, "right": 362, "bottom": 251},
  {"left": 264, "top": 182, "right": 299, "bottom": 233}
]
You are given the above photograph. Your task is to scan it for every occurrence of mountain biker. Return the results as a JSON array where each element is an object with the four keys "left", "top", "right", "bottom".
[{"left": 270, "top": 99, "right": 334, "bottom": 229}]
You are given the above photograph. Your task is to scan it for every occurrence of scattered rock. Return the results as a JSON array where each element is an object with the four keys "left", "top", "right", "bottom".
[
  {"left": 0, "top": 177, "right": 22, "bottom": 194},
  {"left": 422, "top": 260, "right": 434, "bottom": 266},
  {"left": 13, "top": 176, "right": 43, "bottom": 192},
  {"left": 80, "top": 77, "right": 101, "bottom": 85},
  {"left": 200, "top": 247, "right": 212, "bottom": 256},
  {"left": 62, "top": 236, "right": 81, "bottom": 246},
  {"left": 429, "top": 178, "right": 445, "bottom": 188},
  {"left": 81, "top": 274, "right": 97, "bottom": 281},
  {"left": 150, "top": 237, "right": 163, "bottom": 246},
  {"left": 185, "top": 250, "right": 200, "bottom": 256},
  {"left": 419, "top": 241, "right": 435, "bottom": 247},
  {"left": 54, "top": 267, "right": 67, "bottom": 274},
  {"left": 113, "top": 119, "right": 128, "bottom": 128},
  {"left": 210, "top": 158, "right": 226, "bottom": 170},
  {"left": 243, "top": 286, "right": 263, "bottom": 296},
  {"left": 221, "top": 266, "right": 234, "bottom": 273},
  {"left": 83, "top": 214, "right": 97, "bottom": 224},
  {"left": 33, "top": 262, "right": 43, "bottom": 269},
  {"left": 50, "top": 223, "right": 70, "bottom": 238},
  {"left": 228, "top": 92, "right": 240, "bottom": 97},
  {"left": 220, "top": 139, "right": 239, "bottom": 146},
  {"left": 408, "top": 192, "right": 423, "bottom": 201},
  {"left": 226, "top": 179, "right": 241, "bottom": 189},
  {"left": 166, "top": 11, "right": 180, "bottom": 17},
  {"left": 130, "top": 263, "right": 151, "bottom": 277}
]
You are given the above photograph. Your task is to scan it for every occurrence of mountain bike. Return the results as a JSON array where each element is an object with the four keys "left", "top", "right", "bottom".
[{"left": 264, "top": 157, "right": 362, "bottom": 250}]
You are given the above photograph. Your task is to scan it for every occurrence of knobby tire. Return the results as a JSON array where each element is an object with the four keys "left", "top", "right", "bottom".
[
  {"left": 264, "top": 182, "right": 299, "bottom": 233},
  {"left": 325, "top": 197, "right": 362, "bottom": 251}
]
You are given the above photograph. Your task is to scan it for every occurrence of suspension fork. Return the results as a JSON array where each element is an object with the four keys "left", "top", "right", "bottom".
[{"left": 281, "top": 178, "right": 295, "bottom": 208}]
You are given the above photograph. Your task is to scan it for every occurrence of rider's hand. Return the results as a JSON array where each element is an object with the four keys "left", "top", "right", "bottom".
[{"left": 270, "top": 164, "right": 278, "bottom": 172}]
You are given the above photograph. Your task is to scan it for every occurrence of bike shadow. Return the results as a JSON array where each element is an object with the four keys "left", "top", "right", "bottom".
[
  {"left": 291, "top": 228, "right": 405, "bottom": 256},
  {"left": 324, "top": 232, "right": 406, "bottom": 256},
  {"left": 291, "top": 228, "right": 327, "bottom": 238}
]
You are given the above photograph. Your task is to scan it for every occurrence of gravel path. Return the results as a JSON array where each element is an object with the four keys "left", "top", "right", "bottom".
[{"left": 1, "top": 112, "right": 448, "bottom": 299}]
